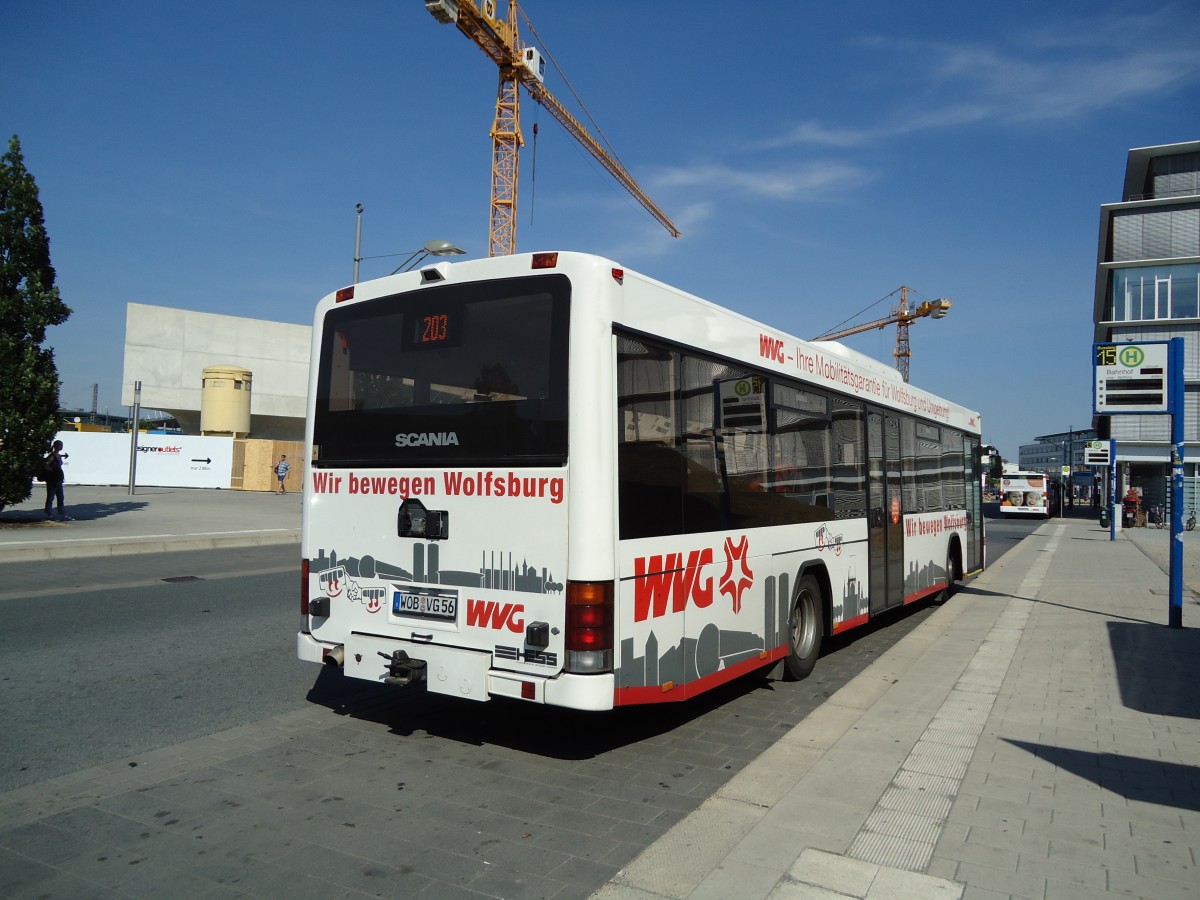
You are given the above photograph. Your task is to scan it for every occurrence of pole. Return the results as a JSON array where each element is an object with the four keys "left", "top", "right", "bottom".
[
  {"left": 1109, "top": 439, "right": 1117, "bottom": 541},
  {"left": 127, "top": 381, "right": 141, "bottom": 496},
  {"left": 353, "top": 203, "right": 363, "bottom": 283},
  {"left": 1067, "top": 426, "right": 1073, "bottom": 508},
  {"left": 1169, "top": 337, "right": 1184, "bottom": 628}
]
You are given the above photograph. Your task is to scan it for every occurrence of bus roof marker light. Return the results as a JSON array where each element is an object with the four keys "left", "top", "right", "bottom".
[
  {"left": 335, "top": 286, "right": 355, "bottom": 303},
  {"left": 611, "top": 268, "right": 624, "bottom": 284},
  {"left": 531, "top": 252, "right": 558, "bottom": 269}
]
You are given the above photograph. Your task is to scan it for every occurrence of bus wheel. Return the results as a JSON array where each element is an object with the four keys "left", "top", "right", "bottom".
[
  {"left": 941, "top": 545, "right": 958, "bottom": 602},
  {"left": 784, "top": 575, "right": 824, "bottom": 681}
]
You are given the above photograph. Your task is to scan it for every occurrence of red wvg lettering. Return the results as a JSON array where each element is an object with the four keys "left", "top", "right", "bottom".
[
  {"left": 633, "top": 549, "right": 714, "bottom": 622},
  {"left": 759, "top": 333, "right": 786, "bottom": 364},
  {"left": 466, "top": 598, "right": 525, "bottom": 632}
]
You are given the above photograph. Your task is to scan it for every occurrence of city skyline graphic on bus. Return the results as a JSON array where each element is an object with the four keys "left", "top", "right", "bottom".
[
  {"left": 906, "top": 557, "right": 949, "bottom": 599},
  {"left": 310, "top": 543, "right": 563, "bottom": 596},
  {"left": 618, "top": 570, "right": 867, "bottom": 690}
]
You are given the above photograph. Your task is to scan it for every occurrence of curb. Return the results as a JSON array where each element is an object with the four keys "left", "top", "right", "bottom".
[{"left": 0, "top": 529, "right": 301, "bottom": 562}]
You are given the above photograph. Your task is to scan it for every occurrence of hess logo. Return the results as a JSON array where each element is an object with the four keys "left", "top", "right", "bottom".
[{"left": 633, "top": 536, "right": 754, "bottom": 622}]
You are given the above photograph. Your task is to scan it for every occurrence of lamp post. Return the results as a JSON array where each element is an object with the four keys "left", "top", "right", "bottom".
[
  {"left": 353, "top": 235, "right": 467, "bottom": 280},
  {"left": 353, "top": 203, "right": 364, "bottom": 284}
]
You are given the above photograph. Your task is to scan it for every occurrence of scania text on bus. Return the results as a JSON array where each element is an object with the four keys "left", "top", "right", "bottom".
[{"left": 297, "top": 251, "right": 985, "bottom": 710}]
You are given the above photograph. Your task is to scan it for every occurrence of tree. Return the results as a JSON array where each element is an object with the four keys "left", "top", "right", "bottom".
[{"left": 0, "top": 135, "right": 71, "bottom": 511}]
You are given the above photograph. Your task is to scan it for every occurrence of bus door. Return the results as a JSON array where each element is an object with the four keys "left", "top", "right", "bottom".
[{"left": 867, "top": 411, "right": 904, "bottom": 613}]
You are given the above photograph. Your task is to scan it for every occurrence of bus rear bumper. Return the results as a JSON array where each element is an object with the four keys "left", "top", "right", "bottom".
[
  {"left": 302, "top": 631, "right": 615, "bottom": 709},
  {"left": 297, "top": 631, "right": 332, "bottom": 664}
]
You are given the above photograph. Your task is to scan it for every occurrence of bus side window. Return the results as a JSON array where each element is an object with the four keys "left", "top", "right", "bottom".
[
  {"left": 617, "top": 336, "right": 684, "bottom": 539},
  {"left": 831, "top": 397, "right": 866, "bottom": 519}
]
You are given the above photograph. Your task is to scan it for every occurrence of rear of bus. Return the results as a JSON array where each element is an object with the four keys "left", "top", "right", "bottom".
[
  {"left": 999, "top": 473, "right": 1050, "bottom": 517},
  {"left": 296, "top": 253, "right": 617, "bottom": 710}
]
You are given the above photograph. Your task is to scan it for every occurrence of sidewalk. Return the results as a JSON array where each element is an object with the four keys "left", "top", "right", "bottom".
[
  {"left": 0, "top": 485, "right": 300, "bottom": 561},
  {"left": 595, "top": 515, "right": 1200, "bottom": 900}
]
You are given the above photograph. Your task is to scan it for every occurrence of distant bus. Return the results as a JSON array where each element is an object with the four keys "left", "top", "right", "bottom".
[
  {"left": 999, "top": 472, "right": 1050, "bottom": 517},
  {"left": 296, "top": 251, "right": 984, "bottom": 710}
]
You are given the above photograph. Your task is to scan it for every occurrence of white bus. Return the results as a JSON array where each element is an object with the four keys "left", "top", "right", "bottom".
[
  {"left": 999, "top": 472, "right": 1050, "bottom": 518},
  {"left": 297, "top": 252, "right": 984, "bottom": 710}
]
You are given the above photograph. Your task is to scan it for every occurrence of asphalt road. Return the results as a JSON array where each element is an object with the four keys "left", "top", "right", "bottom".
[
  {"left": 0, "top": 524, "right": 1034, "bottom": 796},
  {"left": 0, "top": 545, "right": 308, "bottom": 792}
]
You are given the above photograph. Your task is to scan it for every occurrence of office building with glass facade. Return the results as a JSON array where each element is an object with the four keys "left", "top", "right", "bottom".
[{"left": 1092, "top": 141, "right": 1200, "bottom": 509}]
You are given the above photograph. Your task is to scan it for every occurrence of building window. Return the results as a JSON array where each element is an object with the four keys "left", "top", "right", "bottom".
[{"left": 1108, "top": 263, "right": 1200, "bottom": 321}]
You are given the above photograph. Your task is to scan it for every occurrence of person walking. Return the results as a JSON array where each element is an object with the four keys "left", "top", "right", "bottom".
[
  {"left": 274, "top": 454, "right": 291, "bottom": 494},
  {"left": 43, "top": 439, "right": 70, "bottom": 520}
]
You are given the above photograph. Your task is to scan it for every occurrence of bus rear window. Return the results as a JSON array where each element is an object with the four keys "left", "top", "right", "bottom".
[{"left": 313, "top": 275, "right": 569, "bottom": 466}]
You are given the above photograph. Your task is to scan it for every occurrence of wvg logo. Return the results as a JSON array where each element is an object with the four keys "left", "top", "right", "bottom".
[{"left": 633, "top": 536, "right": 755, "bottom": 622}]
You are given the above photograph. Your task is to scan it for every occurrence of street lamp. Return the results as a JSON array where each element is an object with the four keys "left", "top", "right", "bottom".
[
  {"left": 391, "top": 239, "right": 467, "bottom": 274},
  {"left": 352, "top": 210, "right": 467, "bottom": 279}
]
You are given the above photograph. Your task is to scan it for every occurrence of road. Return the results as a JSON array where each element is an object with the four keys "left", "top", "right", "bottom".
[
  {"left": 981, "top": 502, "right": 1050, "bottom": 561},
  {"left": 0, "top": 545, "right": 310, "bottom": 792},
  {"left": 0, "top": 528, "right": 1035, "bottom": 898}
]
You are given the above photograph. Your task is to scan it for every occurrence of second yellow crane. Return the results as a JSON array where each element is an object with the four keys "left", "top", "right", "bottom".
[
  {"left": 812, "top": 286, "right": 952, "bottom": 383},
  {"left": 425, "top": 0, "right": 680, "bottom": 257}
]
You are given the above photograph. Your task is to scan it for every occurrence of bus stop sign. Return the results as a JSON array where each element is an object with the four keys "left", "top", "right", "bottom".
[
  {"left": 1094, "top": 342, "right": 1169, "bottom": 413},
  {"left": 1083, "top": 440, "right": 1110, "bottom": 465}
]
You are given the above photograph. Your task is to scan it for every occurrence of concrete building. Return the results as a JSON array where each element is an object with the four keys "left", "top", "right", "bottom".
[
  {"left": 121, "top": 303, "right": 310, "bottom": 440},
  {"left": 1092, "top": 140, "right": 1200, "bottom": 510}
]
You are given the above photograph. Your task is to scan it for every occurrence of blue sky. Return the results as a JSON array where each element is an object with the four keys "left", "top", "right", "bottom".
[{"left": 4, "top": 0, "right": 1199, "bottom": 460}]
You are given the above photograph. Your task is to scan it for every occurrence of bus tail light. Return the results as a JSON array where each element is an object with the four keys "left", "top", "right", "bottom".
[
  {"left": 564, "top": 580, "right": 613, "bottom": 674},
  {"left": 531, "top": 252, "right": 559, "bottom": 269}
]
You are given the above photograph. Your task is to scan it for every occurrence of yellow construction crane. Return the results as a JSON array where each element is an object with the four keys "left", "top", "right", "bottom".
[
  {"left": 424, "top": 0, "right": 680, "bottom": 257},
  {"left": 811, "top": 285, "right": 952, "bottom": 383}
]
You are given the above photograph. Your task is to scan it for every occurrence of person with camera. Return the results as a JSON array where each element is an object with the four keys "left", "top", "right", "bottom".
[{"left": 42, "top": 439, "right": 70, "bottom": 520}]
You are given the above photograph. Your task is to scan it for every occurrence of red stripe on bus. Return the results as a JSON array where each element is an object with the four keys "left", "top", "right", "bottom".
[
  {"left": 612, "top": 645, "right": 789, "bottom": 706},
  {"left": 904, "top": 583, "right": 945, "bottom": 605},
  {"left": 833, "top": 612, "right": 869, "bottom": 634}
]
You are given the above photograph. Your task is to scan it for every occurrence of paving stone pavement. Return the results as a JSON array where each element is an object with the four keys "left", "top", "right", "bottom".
[{"left": 594, "top": 516, "right": 1200, "bottom": 899}]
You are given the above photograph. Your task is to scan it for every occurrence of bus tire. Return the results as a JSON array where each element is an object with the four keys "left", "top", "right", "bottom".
[
  {"left": 784, "top": 575, "right": 824, "bottom": 681},
  {"left": 941, "top": 543, "right": 959, "bottom": 603}
]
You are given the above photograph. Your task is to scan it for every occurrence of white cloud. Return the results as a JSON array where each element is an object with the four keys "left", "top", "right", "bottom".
[
  {"left": 761, "top": 10, "right": 1200, "bottom": 149},
  {"left": 652, "top": 161, "right": 874, "bottom": 200}
]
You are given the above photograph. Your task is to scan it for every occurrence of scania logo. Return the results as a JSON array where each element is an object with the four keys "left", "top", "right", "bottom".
[{"left": 394, "top": 432, "right": 460, "bottom": 448}]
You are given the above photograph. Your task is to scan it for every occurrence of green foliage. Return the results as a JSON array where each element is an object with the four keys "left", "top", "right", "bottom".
[{"left": 0, "top": 135, "right": 71, "bottom": 511}]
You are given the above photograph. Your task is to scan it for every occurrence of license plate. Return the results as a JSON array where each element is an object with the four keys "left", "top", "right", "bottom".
[{"left": 393, "top": 587, "right": 458, "bottom": 621}]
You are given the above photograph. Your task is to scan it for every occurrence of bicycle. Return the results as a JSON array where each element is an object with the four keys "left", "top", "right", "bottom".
[{"left": 1151, "top": 504, "right": 1167, "bottom": 528}]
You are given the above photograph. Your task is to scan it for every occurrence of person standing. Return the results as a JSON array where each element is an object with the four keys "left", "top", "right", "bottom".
[
  {"left": 43, "top": 439, "right": 70, "bottom": 520},
  {"left": 274, "top": 454, "right": 291, "bottom": 494}
]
